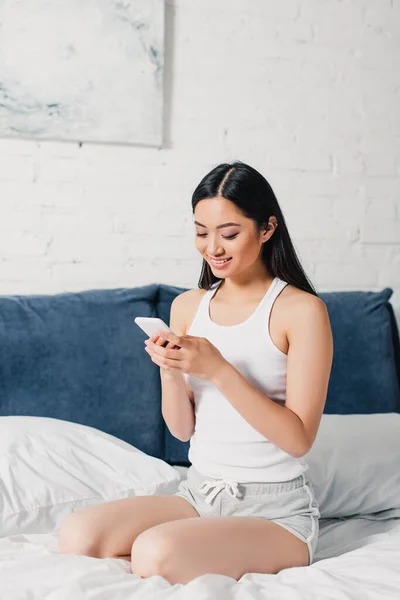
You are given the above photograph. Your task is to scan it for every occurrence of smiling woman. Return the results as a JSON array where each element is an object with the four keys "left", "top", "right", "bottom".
[
  {"left": 134, "top": 162, "right": 333, "bottom": 580},
  {"left": 59, "top": 161, "right": 333, "bottom": 584}
]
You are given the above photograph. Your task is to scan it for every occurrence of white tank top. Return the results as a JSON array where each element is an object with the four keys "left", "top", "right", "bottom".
[{"left": 184, "top": 276, "right": 309, "bottom": 483}]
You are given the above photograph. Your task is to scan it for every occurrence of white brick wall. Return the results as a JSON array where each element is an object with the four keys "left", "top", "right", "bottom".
[{"left": 0, "top": 0, "right": 399, "bottom": 325}]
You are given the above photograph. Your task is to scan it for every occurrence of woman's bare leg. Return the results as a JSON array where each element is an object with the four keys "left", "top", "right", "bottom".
[{"left": 58, "top": 494, "right": 200, "bottom": 559}]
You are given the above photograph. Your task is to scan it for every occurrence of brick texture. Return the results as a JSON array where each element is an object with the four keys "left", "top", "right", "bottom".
[{"left": 0, "top": 0, "right": 399, "bottom": 324}]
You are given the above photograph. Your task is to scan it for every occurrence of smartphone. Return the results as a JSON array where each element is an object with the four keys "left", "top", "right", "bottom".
[{"left": 134, "top": 317, "right": 179, "bottom": 348}]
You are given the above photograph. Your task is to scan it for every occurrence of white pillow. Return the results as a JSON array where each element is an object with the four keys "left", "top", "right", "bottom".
[
  {"left": 304, "top": 413, "right": 400, "bottom": 518},
  {"left": 0, "top": 416, "right": 181, "bottom": 537}
]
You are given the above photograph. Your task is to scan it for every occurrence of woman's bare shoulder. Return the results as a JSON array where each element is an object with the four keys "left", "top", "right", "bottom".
[
  {"left": 171, "top": 288, "right": 207, "bottom": 335},
  {"left": 272, "top": 284, "right": 327, "bottom": 352},
  {"left": 281, "top": 284, "right": 328, "bottom": 324},
  {"left": 172, "top": 288, "right": 206, "bottom": 309}
]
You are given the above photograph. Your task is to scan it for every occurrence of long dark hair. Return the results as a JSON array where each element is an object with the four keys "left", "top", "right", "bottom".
[{"left": 191, "top": 161, "right": 318, "bottom": 296}]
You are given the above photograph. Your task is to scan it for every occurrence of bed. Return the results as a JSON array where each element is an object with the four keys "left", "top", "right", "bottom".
[
  {"left": 0, "top": 282, "right": 399, "bottom": 598},
  {"left": 0, "top": 417, "right": 400, "bottom": 600}
]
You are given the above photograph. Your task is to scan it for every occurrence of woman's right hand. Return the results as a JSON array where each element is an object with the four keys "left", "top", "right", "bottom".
[{"left": 147, "top": 332, "right": 180, "bottom": 374}]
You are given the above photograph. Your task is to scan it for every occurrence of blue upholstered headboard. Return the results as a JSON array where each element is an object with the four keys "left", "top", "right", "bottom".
[{"left": 0, "top": 283, "right": 399, "bottom": 465}]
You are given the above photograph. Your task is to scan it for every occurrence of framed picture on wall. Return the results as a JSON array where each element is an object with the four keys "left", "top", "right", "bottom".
[{"left": 0, "top": 0, "right": 164, "bottom": 146}]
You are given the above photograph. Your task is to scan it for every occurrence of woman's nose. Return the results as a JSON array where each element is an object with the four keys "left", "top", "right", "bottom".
[{"left": 207, "top": 241, "right": 223, "bottom": 255}]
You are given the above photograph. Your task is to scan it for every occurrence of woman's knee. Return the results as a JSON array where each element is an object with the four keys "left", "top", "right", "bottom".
[
  {"left": 131, "top": 527, "right": 177, "bottom": 578},
  {"left": 58, "top": 510, "right": 102, "bottom": 557}
]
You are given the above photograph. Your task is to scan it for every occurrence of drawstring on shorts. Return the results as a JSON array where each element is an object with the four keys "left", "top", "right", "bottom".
[{"left": 198, "top": 478, "right": 241, "bottom": 505}]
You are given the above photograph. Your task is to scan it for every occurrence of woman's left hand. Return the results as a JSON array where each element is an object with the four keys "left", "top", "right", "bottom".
[{"left": 144, "top": 331, "right": 227, "bottom": 381}]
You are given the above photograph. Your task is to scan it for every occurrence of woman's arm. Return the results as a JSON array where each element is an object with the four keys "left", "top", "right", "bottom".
[
  {"left": 160, "top": 293, "right": 195, "bottom": 442},
  {"left": 211, "top": 296, "right": 334, "bottom": 457}
]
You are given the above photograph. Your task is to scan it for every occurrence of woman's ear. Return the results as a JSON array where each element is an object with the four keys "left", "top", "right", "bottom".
[
  {"left": 262, "top": 219, "right": 273, "bottom": 236},
  {"left": 261, "top": 218, "right": 277, "bottom": 242},
  {"left": 269, "top": 216, "right": 278, "bottom": 228},
  {"left": 268, "top": 217, "right": 279, "bottom": 235},
  {"left": 261, "top": 226, "right": 270, "bottom": 243}
]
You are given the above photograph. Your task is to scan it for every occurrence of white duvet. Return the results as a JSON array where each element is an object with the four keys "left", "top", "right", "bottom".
[
  {"left": 1, "top": 493, "right": 400, "bottom": 599},
  {"left": 1, "top": 414, "right": 400, "bottom": 599}
]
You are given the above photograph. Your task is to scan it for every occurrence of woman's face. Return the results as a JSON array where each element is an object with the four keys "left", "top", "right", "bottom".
[{"left": 194, "top": 196, "right": 273, "bottom": 279}]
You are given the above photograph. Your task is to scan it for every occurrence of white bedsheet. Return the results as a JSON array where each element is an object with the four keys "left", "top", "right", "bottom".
[{"left": 1, "top": 467, "right": 399, "bottom": 599}]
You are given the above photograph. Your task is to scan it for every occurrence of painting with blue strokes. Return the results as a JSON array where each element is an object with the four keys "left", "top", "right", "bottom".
[{"left": 0, "top": 0, "right": 164, "bottom": 146}]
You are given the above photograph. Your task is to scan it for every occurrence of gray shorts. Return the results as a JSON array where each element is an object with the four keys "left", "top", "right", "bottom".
[{"left": 174, "top": 465, "right": 320, "bottom": 566}]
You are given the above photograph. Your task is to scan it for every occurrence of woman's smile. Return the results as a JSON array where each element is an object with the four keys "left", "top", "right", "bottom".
[{"left": 208, "top": 257, "right": 232, "bottom": 269}]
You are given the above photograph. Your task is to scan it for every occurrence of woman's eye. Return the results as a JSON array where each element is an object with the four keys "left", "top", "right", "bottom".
[{"left": 195, "top": 233, "right": 238, "bottom": 239}]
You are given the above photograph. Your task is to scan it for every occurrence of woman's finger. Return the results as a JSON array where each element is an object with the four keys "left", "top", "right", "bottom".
[
  {"left": 148, "top": 333, "right": 169, "bottom": 347},
  {"left": 151, "top": 332, "right": 174, "bottom": 348},
  {"left": 147, "top": 341, "right": 181, "bottom": 361},
  {"left": 148, "top": 350, "right": 181, "bottom": 371},
  {"left": 156, "top": 331, "right": 183, "bottom": 349}
]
